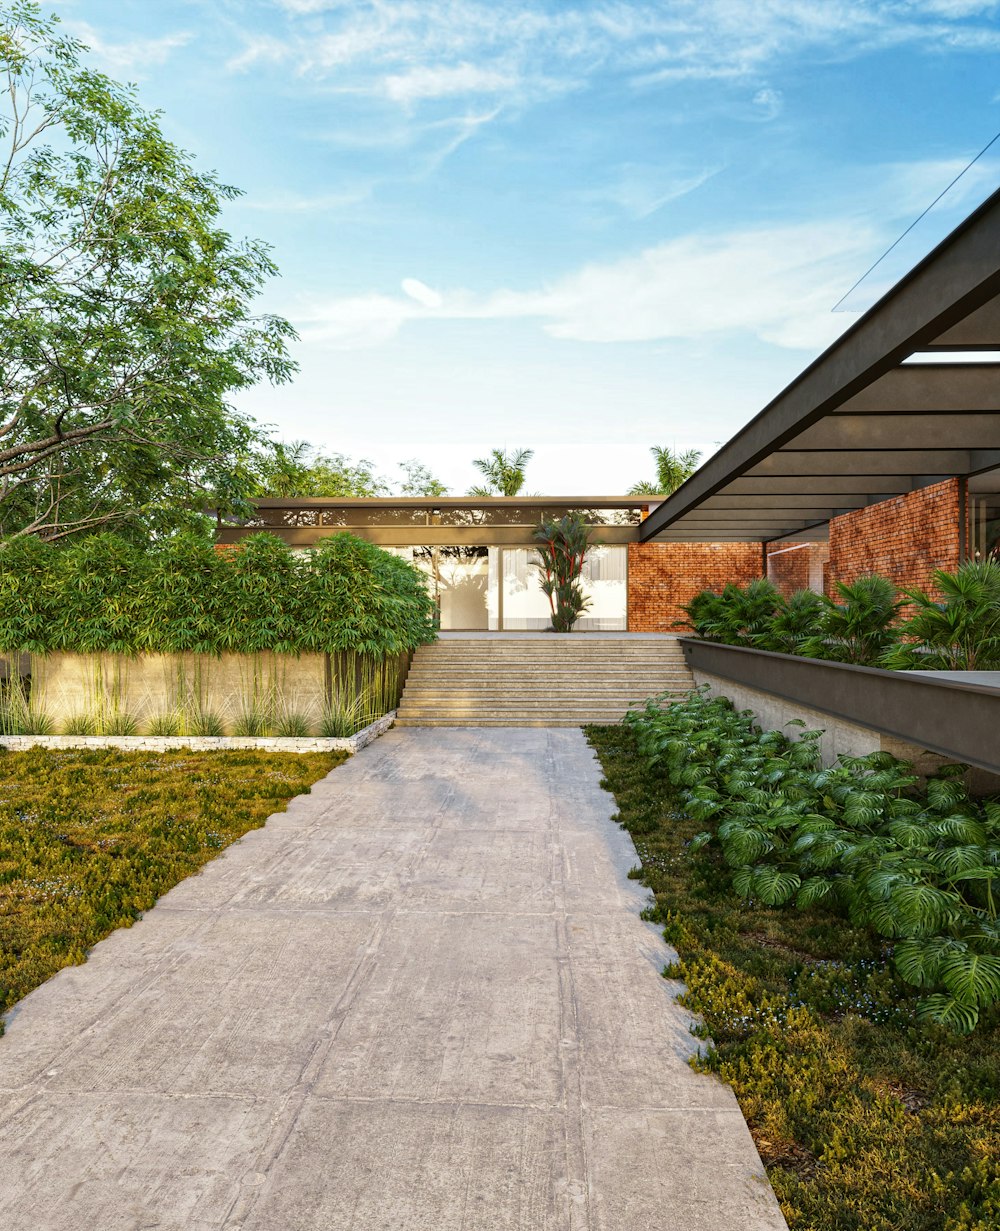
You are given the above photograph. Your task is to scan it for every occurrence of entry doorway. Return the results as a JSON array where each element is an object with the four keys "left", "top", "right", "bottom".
[{"left": 395, "top": 544, "right": 628, "bottom": 631}]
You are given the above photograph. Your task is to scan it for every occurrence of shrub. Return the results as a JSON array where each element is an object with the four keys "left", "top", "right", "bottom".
[
  {"left": 589, "top": 715, "right": 1000, "bottom": 1231},
  {"left": 532, "top": 512, "right": 591, "bottom": 632},
  {"left": 801, "top": 574, "right": 903, "bottom": 665},
  {"left": 681, "top": 577, "right": 786, "bottom": 646},
  {"left": 0, "top": 531, "right": 436, "bottom": 659},
  {"left": 754, "top": 588, "right": 830, "bottom": 655},
  {"left": 299, "top": 534, "right": 436, "bottom": 656},
  {"left": 684, "top": 574, "right": 904, "bottom": 666},
  {"left": 624, "top": 688, "right": 1000, "bottom": 1033},
  {"left": 885, "top": 559, "right": 1000, "bottom": 671}
]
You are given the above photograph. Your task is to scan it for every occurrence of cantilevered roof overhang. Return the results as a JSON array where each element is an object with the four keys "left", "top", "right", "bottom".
[{"left": 641, "top": 186, "right": 1000, "bottom": 544}]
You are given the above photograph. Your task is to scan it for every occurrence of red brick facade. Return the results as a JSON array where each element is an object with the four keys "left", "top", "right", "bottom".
[
  {"left": 826, "top": 479, "right": 963, "bottom": 597},
  {"left": 628, "top": 542, "right": 763, "bottom": 633}
]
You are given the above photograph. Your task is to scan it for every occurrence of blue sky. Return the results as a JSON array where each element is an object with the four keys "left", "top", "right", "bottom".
[{"left": 53, "top": 0, "right": 1000, "bottom": 493}]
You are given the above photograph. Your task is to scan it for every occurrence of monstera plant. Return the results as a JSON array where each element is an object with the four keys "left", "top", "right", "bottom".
[{"left": 532, "top": 513, "right": 591, "bottom": 633}]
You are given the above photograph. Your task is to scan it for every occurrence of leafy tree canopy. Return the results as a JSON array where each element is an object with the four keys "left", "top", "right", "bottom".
[
  {"left": 252, "top": 442, "right": 449, "bottom": 498},
  {"left": 0, "top": 2, "right": 296, "bottom": 543}
]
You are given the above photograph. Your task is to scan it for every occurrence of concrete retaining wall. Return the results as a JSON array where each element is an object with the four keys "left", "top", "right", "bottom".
[
  {"left": 28, "top": 652, "right": 330, "bottom": 730},
  {"left": 692, "top": 669, "right": 1000, "bottom": 793}
]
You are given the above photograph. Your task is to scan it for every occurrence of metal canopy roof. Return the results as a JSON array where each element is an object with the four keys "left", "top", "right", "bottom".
[{"left": 641, "top": 186, "right": 1000, "bottom": 544}]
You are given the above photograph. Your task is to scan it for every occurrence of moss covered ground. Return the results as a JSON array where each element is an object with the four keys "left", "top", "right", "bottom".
[
  {"left": 587, "top": 722, "right": 1000, "bottom": 1231},
  {"left": 0, "top": 746, "right": 345, "bottom": 1021}
]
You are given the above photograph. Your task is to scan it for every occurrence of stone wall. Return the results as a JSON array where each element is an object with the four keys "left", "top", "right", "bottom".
[
  {"left": 827, "top": 479, "right": 963, "bottom": 596},
  {"left": 627, "top": 542, "right": 763, "bottom": 633}
]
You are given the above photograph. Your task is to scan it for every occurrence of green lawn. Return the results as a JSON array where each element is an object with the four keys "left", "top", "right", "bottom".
[
  {"left": 0, "top": 747, "right": 345, "bottom": 1021},
  {"left": 587, "top": 722, "right": 1000, "bottom": 1231}
]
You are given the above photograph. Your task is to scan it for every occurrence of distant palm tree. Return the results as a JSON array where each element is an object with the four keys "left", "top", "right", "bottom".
[
  {"left": 468, "top": 447, "right": 534, "bottom": 496},
  {"left": 628, "top": 446, "right": 701, "bottom": 496}
]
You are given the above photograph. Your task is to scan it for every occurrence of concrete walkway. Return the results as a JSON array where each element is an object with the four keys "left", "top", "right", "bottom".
[{"left": 0, "top": 729, "right": 787, "bottom": 1231}]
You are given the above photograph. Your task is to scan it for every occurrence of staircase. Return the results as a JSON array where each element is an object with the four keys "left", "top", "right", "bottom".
[{"left": 395, "top": 635, "right": 693, "bottom": 727}]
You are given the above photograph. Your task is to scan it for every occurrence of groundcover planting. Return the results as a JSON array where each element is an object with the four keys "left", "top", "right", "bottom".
[
  {"left": 587, "top": 697, "right": 1000, "bottom": 1231},
  {"left": 0, "top": 747, "right": 344, "bottom": 1021}
]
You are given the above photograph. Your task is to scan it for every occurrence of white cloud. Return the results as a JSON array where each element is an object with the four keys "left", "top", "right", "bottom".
[
  {"left": 381, "top": 64, "right": 519, "bottom": 103},
  {"left": 67, "top": 22, "right": 192, "bottom": 73},
  {"left": 237, "top": 0, "right": 1000, "bottom": 99},
  {"left": 293, "top": 216, "right": 872, "bottom": 350},
  {"left": 401, "top": 278, "right": 443, "bottom": 307},
  {"left": 226, "top": 34, "right": 291, "bottom": 73}
]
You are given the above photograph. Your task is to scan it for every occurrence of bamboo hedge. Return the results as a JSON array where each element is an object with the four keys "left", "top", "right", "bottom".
[{"left": 0, "top": 532, "right": 437, "bottom": 657}]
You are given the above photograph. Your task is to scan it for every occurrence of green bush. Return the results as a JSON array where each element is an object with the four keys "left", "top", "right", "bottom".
[
  {"left": 624, "top": 688, "right": 1000, "bottom": 1033},
  {"left": 682, "top": 577, "right": 787, "bottom": 646},
  {"left": 588, "top": 716, "right": 1000, "bottom": 1231},
  {"left": 801, "top": 574, "right": 903, "bottom": 666},
  {"left": 885, "top": 560, "right": 1000, "bottom": 671},
  {"left": 0, "top": 531, "right": 436, "bottom": 658},
  {"left": 683, "top": 562, "right": 1000, "bottom": 672}
]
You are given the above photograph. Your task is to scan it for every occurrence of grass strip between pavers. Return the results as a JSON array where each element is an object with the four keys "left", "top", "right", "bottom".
[
  {"left": 586, "top": 722, "right": 1000, "bottom": 1231},
  {"left": 0, "top": 746, "right": 345, "bottom": 1023}
]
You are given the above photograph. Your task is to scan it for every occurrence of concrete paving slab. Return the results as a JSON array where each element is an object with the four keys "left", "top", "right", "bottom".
[
  {"left": 0, "top": 1090, "right": 269, "bottom": 1231},
  {"left": 584, "top": 1108, "right": 788, "bottom": 1231},
  {"left": 0, "top": 726, "right": 788, "bottom": 1230},
  {"left": 241, "top": 1099, "right": 571, "bottom": 1231},
  {"left": 313, "top": 913, "right": 564, "bottom": 1106}
]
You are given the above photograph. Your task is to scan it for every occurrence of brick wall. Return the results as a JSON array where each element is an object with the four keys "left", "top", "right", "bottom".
[
  {"left": 628, "top": 542, "right": 763, "bottom": 633},
  {"left": 827, "top": 479, "right": 962, "bottom": 597}
]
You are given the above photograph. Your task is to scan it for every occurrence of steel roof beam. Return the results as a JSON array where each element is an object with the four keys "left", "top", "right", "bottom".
[{"left": 641, "top": 187, "right": 1000, "bottom": 541}]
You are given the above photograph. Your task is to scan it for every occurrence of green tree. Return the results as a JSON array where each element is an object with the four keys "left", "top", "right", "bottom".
[
  {"left": 398, "top": 458, "right": 448, "bottom": 496},
  {"left": 0, "top": 3, "right": 295, "bottom": 542},
  {"left": 468, "top": 447, "right": 534, "bottom": 497},
  {"left": 629, "top": 446, "right": 702, "bottom": 496},
  {"left": 254, "top": 441, "right": 389, "bottom": 498}
]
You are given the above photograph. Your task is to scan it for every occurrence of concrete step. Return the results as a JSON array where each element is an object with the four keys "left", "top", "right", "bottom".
[
  {"left": 402, "top": 678, "right": 691, "bottom": 688},
  {"left": 398, "top": 638, "right": 694, "bottom": 727},
  {"left": 401, "top": 694, "right": 689, "bottom": 704}
]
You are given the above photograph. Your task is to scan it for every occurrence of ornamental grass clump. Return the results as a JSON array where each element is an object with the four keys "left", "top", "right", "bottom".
[{"left": 0, "top": 677, "right": 54, "bottom": 735}]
